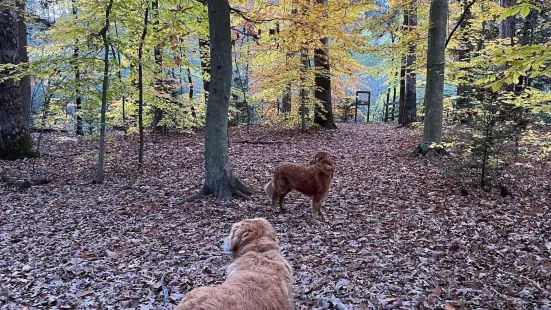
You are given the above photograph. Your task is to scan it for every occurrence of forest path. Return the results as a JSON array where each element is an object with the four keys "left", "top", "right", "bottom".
[{"left": 1, "top": 123, "right": 549, "bottom": 309}]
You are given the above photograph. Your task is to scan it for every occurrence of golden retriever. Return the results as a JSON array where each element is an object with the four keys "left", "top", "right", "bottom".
[
  {"left": 175, "top": 218, "right": 293, "bottom": 310},
  {"left": 264, "top": 151, "right": 334, "bottom": 219}
]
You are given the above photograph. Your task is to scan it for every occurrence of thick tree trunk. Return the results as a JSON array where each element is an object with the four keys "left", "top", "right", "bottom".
[
  {"left": 94, "top": 0, "right": 114, "bottom": 183},
  {"left": 401, "top": 4, "right": 417, "bottom": 126},
  {"left": 0, "top": 1, "right": 33, "bottom": 159},
  {"left": 313, "top": 1, "right": 336, "bottom": 129},
  {"left": 313, "top": 37, "right": 337, "bottom": 129},
  {"left": 181, "top": 0, "right": 252, "bottom": 202},
  {"left": 419, "top": 0, "right": 448, "bottom": 154}
]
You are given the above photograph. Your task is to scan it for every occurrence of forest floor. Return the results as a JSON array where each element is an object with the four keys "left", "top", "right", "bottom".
[{"left": 1, "top": 123, "right": 550, "bottom": 310}]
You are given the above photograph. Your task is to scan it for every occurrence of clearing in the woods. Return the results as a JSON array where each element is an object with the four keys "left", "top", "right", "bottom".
[{"left": 1, "top": 123, "right": 550, "bottom": 309}]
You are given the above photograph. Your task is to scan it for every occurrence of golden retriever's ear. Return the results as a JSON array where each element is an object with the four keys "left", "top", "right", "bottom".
[{"left": 229, "top": 223, "right": 248, "bottom": 252}]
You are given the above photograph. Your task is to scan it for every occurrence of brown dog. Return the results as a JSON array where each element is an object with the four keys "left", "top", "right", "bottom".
[
  {"left": 176, "top": 218, "right": 293, "bottom": 310},
  {"left": 264, "top": 151, "right": 334, "bottom": 219}
]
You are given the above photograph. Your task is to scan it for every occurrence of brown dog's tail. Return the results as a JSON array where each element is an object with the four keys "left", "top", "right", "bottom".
[{"left": 264, "top": 180, "right": 274, "bottom": 201}]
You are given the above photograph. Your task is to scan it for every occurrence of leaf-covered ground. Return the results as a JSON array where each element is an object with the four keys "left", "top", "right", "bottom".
[{"left": 1, "top": 123, "right": 550, "bottom": 309}]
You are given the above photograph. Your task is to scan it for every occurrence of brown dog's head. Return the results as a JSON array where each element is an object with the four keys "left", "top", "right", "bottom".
[
  {"left": 222, "top": 218, "right": 278, "bottom": 258},
  {"left": 313, "top": 151, "right": 331, "bottom": 162}
]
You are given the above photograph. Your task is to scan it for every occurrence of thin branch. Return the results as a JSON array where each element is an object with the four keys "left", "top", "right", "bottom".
[{"left": 445, "top": 0, "right": 478, "bottom": 48}]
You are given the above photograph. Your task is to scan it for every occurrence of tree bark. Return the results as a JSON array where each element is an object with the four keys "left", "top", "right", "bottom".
[
  {"left": 72, "top": 0, "right": 84, "bottom": 135},
  {"left": 151, "top": 0, "right": 165, "bottom": 132},
  {"left": 419, "top": 0, "right": 448, "bottom": 154},
  {"left": 312, "top": 0, "right": 336, "bottom": 129},
  {"left": 499, "top": 0, "right": 516, "bottom": 41},
  {"left": 398, "top": 56, "right": 406, "bottom": 124},
  {"left": 93, "top": 0, "right": 114, "bottom": 183},
  {"left": 281, "top": 83, "right": 291, "bottom": 113},
  {"left": 401, "top": 3, "right": 417, "bottom": 126},
  {"left": 199, "top": 38, "right": 210, "bottom": 102},
  {"left": 181, "top": 0, "right": 252, "bottom": 202},
  {"left": 137, "top": 6, "right": 149, "bottom": 168},
  {"left": 0, "top": 1, "right": 33, "bottom": 159},
  {"left": 313, "top": 37, "right": 337, "bottom": 129}
]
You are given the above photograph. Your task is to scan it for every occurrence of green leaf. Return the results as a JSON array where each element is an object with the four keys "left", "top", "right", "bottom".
[{"left": 519, "top": 5, "right": 530, "bottom": 18}]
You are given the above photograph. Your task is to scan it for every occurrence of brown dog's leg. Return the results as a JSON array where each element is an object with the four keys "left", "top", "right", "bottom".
[{"left": 312, "top": 195, "right": 324, "bottom": 220}]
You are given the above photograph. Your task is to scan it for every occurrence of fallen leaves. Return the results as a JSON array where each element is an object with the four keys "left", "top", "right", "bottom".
[{"left": 0, "top": 123, "right": 550, "bottom": 309}]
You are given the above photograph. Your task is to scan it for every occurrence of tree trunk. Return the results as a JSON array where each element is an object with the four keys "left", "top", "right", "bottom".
[
  {"left": 72, "top": 1, "right": 84, "bottom": 135},
  {"left": 455, "top": 0, "right": 474, "bottom": 109},
  {"left": 401, "top": 3, "right": 417, "bottom": 126},
  {"left": 418, "top": 0, "right": 448, "bottom": 154},
  {"left": 187, "top": 68, "right": 197, "bottom": 118},
  {"left": 313, "top": 0, "right": 336, "bottom": 129},
  {"left": 199, "top": 38, "right": 210, "bottom": 103},
  {"left": 499, "top": 0, "right": 516, "bottom": 41},
  {"left": 93, "top": 0, "right": 114, "bottom": 183},
  {"left": 137, "top": 6, "right": 149, "bottom": 168},
  {"left": 300, "top": 49, "right": 308, "bottom": 133},
  {"left": 181, "top": 0, "right": 252, "bottom": 202},
  {"left": 398, "top": 56, "right": 406, "bottom": 124},
  {"left": 0, "top": 1, "right": 33, "bottom": 159},
  {"left": 281, "top": 83, "right": 291, "bottom": 113},
  {"left": 313, "top": 37, "right": 337, "bottom": 129},
  {"left": 151, "top": 0, "right": 165, "bottom": 132}
]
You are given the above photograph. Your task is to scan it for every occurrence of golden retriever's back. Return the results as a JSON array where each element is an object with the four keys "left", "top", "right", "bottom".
[{"left": 176, "top": 218, "right": 293, "bottom": 310}]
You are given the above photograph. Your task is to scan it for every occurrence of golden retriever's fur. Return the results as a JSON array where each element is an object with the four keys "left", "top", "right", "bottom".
[
  {"left": 264, "top": 151, "right": 334, "bottom": 219},
  {"left": 175, "top": 218, "right": 293, "bottom": 310}
]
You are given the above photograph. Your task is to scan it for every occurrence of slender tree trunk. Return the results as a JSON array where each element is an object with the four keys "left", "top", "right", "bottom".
[
  {"left": 180, "top": 0, "right": 252, "bottom": 203},
  {"left": 72, "top": 1, "right": 84, "bottom": 135},
  {"left": 187, "top": 68, "right": 197, "bottom": 118},
  {"left": 398, "top": 56, "right": 406, "bottom": 123},
  {"left": 151, "top": 0, "right": 165, "bottom": 132},
  {"left": 0, "top": 1, "right": 33, "bottom": 159},
  {"left": 418, "top": 0, "right": 448, "bottom": 154},
  {"left": 94, "top": 0, "right": 114, "bottom": 183},
  {"left": 455, "top": 0, "right": 474, "bottom": 108},
  {"left": 499, "top": 0, "right": 516, "bottom": 91},
  {"left": 391, "top": 71, "right": 398, "bottom": 120},
  {"left": 300, "top": 49, "right": 308, "bottom": 133},
  {"left": 281, "top": 83, "right": 291, "bottom": 113},
  {"left": 199, "top": 38, "right": 210, "bottom": 103},
  {"left": 401, "top": 2, "right": 417, "bottom": 126},
  {"left": 137, "top": 6, "right": 149, "bottom": 168}
]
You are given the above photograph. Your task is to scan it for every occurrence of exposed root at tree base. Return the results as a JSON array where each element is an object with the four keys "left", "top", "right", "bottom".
[{"left": 176, "top": 178, "right": 255, "bottom": 204}]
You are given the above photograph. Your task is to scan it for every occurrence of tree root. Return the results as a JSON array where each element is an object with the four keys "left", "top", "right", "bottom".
[
  {"left": 176, "top": 177, "right": 256, "bottom": 204},
  {"left": 234, "top": 140, "right": 283, "bottom": 145}
]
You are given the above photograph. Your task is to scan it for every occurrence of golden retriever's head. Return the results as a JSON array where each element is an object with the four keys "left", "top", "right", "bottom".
[{"left": 222, "top": 218, "right": 278, "bottom": 257}]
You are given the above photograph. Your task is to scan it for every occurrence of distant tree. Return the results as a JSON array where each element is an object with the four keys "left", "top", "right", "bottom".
[
  {"left": 400, "top": 1, "right": 417, "bottom": 127},
  {"left": 418, "top": 0, "right": 448, "bottom": 154},
  {"left": 0, "top": 1, "right": 33, "bottom": 159},
  {"left": 93, "top": 0, "right": 114, "bottom": 183},
  {"left": 137, "top": 4, "right": 150, "bottom": 168},
  {"left": 179, "top": 0, "right": 253, "bottom": 202}
]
